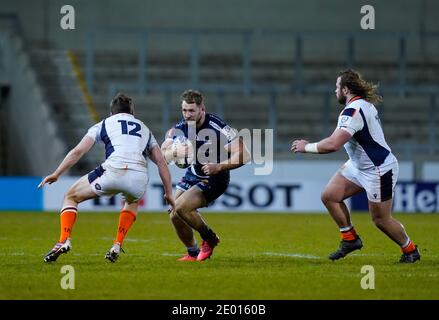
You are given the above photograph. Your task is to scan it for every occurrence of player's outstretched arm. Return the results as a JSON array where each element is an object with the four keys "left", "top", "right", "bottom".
[
  {"left": 149, "top": 145, "right": 176, "bottom": 212},
  {"left": 291, "top": 128, "right": 352, "bottom": 154},
  {"left": 38, "top": 135, "right": 95, "bottom": 188}
]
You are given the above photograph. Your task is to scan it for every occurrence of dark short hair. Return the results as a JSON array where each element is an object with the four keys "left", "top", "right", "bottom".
[
  {"left": 110, "top": 93, "right": 134, "bottom": 114},
  {"left": 181, "top": 89, "right": 204, "bottom": 106}
]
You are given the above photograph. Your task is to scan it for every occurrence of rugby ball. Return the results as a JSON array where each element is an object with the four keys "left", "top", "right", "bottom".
[{"left": 170, "top": 136, "right": 194, "bottom": 169}]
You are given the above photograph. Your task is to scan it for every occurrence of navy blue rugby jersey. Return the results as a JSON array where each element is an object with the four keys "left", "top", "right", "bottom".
[{"left": 165, "top": 113, "right": 237, "bottom": 177}]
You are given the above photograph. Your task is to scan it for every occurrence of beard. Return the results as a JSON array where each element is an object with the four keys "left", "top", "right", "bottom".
[
  {"left": 337, "top": 94, "right": 347, "bottom": 105},
  {"left": 196, "top": 111, "right": 205, "bottom": 126}
]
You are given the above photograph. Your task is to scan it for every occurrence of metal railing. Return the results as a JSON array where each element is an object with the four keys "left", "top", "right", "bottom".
[
  {"left": 83, "top": 28, "right": 439, "bottom": 158},
  {"left": 138, "top": 88, "right": 438, "bottom": 159},
  {"left": 84, "top": 28, "right": 439, "bottom": 96}
]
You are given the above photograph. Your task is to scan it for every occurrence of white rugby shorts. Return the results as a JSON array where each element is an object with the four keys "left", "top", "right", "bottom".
[
  {"left": 87, "top": 163, "right": 148, "bottom": 203},
  {"left": 340, "top": 159, "right": 399, "bottom": 202}
]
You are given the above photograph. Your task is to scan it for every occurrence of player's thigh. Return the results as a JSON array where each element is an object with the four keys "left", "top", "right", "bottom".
[
  {"left": 175, "top": 186, "right": 207, "bottom": 213},
  {"left": 175, "top": 188, "right": 185, "bottom": 200},
  {"left": 66, "top": 175, "right": 97, "bottom": 203},
  {"left": 322, "top": 172, "right": 364, "bottom": 202}
]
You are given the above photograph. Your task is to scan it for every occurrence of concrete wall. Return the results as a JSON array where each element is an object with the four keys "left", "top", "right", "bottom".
[
  {"left": 1, "top": 0, "right": 438, "bottom": 50},
  {"left": 1, "top": 31, "right": 66, "bottom": 175}
]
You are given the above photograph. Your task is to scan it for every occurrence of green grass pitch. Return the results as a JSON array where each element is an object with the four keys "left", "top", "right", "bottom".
[{"left": 0, "top": 211, "right": 438, "bottom": 299}]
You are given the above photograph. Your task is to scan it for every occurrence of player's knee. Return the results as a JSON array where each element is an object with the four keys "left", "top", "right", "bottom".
[
  {"left": 175, "top": 202, "right": 188, "bottom": 219},
  {"left": 64, "top": 190, "right": 75, "bottom": 202},
  {"left": 372, "top": 216, "right": 388, "bottom": 229},
  {"left": 169, "top": 210, "right": 179, "bottom": 221},
  {"left": 321, "top": 188, "right": 344, "bottom": 204},
  {"left": 64, "top": 189, "right": 81, "bottom": 203},
  {"left": 321, "top": 190, "right": 334, "bottom": 204}
]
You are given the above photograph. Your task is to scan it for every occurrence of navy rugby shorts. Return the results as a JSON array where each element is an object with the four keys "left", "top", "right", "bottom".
[{"left": 176, "top": 169, "right": 230, "bottom": 206}]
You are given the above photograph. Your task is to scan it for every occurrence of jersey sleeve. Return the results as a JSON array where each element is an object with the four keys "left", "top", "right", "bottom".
[
  {"left": 85, "top": 121, "right": 103, "bottom": 142},
  {"left": 220, "top": 125, "right": 238, "bottom": 144},
  {"left": 146, "top": 132, "right": 158, "bottom": 151},
  {"left": 337, "top": 107, "right": 363, "bottom": 135},
  {"left": 208, "top": 115, "right": 238, "bottom": 145}
]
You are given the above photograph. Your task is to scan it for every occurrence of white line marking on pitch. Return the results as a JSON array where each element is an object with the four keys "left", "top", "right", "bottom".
[
  {"left": 100, "top": 237, "right": 152, "bottom": 243},
  {"left": 162, "top": 252, "right": 183, "bottom": 257},
  {"left": 263, "top": 252, "right": 323, "bottom": 259}
]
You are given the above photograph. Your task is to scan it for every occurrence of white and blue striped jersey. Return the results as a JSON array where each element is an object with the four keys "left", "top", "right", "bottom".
[
  {"left": 337, "top": 97, "right": 397, "bottom": 170},
  {"left": 86, "top": 113, "right": 158, "bottom": 172}
]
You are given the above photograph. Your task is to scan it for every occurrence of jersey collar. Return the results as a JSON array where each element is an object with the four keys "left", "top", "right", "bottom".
[{"left": 346, "top": 96, "right": 362, "bottom": 106}]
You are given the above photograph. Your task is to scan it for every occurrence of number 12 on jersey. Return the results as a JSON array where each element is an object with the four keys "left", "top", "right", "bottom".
[{"left": 118, "top": 120, "right": 142, "bottom": 137}]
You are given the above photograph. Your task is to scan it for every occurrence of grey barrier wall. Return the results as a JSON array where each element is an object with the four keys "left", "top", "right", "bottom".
[{"left": 1, "top": 30, "right": 66, "bottom": 175}]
